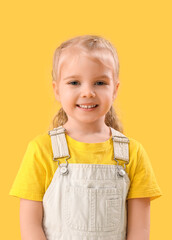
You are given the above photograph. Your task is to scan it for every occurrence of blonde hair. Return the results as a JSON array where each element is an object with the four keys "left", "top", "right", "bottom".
[{"left": 49, "top": 34, "right": 124, "bottom": 133}]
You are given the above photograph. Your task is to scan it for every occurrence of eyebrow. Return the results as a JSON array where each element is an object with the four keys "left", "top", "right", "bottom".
[{"left": 63, "top": 74, "right": 111, "bottom": 80}]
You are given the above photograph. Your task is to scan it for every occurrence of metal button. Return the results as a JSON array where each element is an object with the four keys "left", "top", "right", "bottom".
[
  {"left": 60, "top": 166, "right": 68, "bottom": 175},
  {"left": 118, "top": 169, "right": 126, "bottom": 177}
]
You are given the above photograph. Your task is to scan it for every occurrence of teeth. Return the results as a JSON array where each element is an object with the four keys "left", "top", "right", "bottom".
[{"left": 78, "top": 104, "right": 97, "bottom": 109}]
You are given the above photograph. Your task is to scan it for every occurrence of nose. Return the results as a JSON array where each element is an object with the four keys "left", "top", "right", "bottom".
[{"left": 80, "top": 85, "right": 96, "bottom": 98}]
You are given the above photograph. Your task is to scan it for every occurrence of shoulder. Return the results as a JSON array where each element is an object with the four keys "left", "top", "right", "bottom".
[
  {"left": 29, "top": 131, "right": 51, "bottom": 150},
  {"left": 119, "top": 132, "right": 148, "bottom": 166},
  {"left": 114, "top": 129, "right": 143, "bottom": 156},
  {"left": 122, "top": 134, "right": 152, "bottom": 180},
  {"left": 128, "top": 136, "right": 143, "bottom": 155},
  {"left": 26, "top": 131, "right": 52, "bottom": 163}
]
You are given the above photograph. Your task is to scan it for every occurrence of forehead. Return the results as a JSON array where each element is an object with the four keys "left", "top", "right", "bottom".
[{"left": 59, "top": 47, "right": 114, "bottom": 78}]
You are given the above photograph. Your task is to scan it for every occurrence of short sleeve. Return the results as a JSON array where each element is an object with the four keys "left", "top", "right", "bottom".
[
  {"left": 127, "top": 143, "right": 163, "bottom": 201},
  {"left": 9, "top": 140, "right": 46, "bottom": 201}
]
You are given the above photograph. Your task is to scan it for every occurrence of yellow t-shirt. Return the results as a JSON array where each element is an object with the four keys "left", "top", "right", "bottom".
[{"left": 9, "top": 131, "right": 163, "bottom": 202}]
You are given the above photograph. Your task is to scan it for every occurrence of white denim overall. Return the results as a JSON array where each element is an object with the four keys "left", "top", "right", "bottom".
[{"left": 42, "top": 126, "right": 130, "bottom": 240}]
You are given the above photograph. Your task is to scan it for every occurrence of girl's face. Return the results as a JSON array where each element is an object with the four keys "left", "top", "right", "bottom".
[{"left": 52, "top": 49, "right": 119, "bottom": 127}]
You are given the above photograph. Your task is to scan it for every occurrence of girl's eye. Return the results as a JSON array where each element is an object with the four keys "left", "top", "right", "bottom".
[
  {"left": 68, "top": 81, "right": 107, "bottom": 85},
  {"left": 68, "top": 81, "right": 79, "bottom": 85},
  {"left": 95, "top": 81, "right": 107, "bottom": 85}
]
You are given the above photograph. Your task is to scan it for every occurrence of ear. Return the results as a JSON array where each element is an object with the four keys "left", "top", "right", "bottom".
[
  {"left": 52, "top": 80, "right": 61, "bottom": 102},
  {"left": 112, "top": 79, "right": 120, "bottom": 102}
]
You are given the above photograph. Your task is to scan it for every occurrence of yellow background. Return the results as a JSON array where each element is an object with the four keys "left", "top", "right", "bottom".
[{"left": 1, "top": 0, "right": 171, "bottom": 239}]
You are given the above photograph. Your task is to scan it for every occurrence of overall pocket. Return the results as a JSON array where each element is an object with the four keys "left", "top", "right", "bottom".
[{"left": 64, "top": 185, "right": 122, "bottom": 232}]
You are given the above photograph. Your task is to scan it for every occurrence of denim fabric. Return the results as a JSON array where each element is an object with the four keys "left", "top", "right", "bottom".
[{"left": 42, "top": 126, "right": 130, "bottom": 240}]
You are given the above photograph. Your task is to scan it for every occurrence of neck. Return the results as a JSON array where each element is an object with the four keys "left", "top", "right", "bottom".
[{"left": 62, "top": 120, "right": 110, "bottom": 137}]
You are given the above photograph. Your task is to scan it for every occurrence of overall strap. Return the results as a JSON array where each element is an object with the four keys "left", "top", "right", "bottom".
[
  {"left": 110, "top": 127, "right": 130, "bottom": 164},
  {"left": 48, "top": 126, "right": 130, "bottom": 164},
  {"left": 48, "top": 126, "right": 70, "bottom": 160}
]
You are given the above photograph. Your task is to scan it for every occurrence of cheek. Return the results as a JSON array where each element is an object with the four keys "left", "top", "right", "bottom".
[
  {"left": 99, "top": 89, "right": 113, "bottom": 99},
  {"left": 60, "top": 94, "right": 76, "bottom": 106},
  {"left": 100, "top": 91, "right": 114, "bottom": 107}
]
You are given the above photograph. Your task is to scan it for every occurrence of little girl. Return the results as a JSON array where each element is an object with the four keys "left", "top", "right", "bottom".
[{"left": 9, "top": 35, "right": 162, "bottom": 240}]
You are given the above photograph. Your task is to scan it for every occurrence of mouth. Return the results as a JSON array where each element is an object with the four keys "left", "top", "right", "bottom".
[{"left": 76, "top": 104, "right": 99, "bottom": 110}]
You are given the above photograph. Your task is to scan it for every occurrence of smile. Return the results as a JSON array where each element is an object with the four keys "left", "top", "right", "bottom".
[{"left": 76, "top": 104, "right": 98, "bottom": 111}]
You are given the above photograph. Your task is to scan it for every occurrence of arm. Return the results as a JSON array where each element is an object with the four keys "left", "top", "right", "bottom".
[
  {"left": 126, "top": 197, "right": 150, "bottom": 240},
  {"left": 20, "top": 199, "right": 47, "bottom": 240}
]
